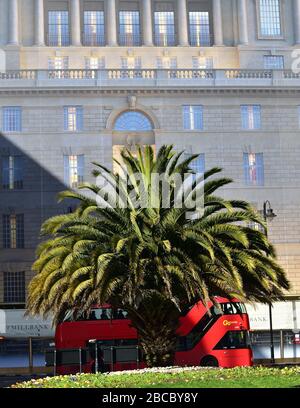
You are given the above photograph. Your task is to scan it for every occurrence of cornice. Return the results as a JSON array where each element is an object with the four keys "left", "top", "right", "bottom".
[{"left": 1, "top": 87, "right": 300, "bottom": 97}]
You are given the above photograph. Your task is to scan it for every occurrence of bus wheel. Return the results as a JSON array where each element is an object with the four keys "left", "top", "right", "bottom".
[{"left": 200, "top": 356, "right": 219, "bottom": 367}]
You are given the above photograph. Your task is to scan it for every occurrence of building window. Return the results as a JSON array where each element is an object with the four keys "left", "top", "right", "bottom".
[
  {"left": 156, "top": 57, "right": 177, "bottom": 69},
  {"left": 264, "top": 55, "right": 284, "bottom": 69},
  {"left": 119, "top": 11, "right": 141, "bottom": 46},
  {"left": 64, "top": 155, "right": 84, "bottom": 188},
  {"left": 2, "top": 107, "right": 22, "bottom": 133},
  {"left": 154, "top": 12, "right": 176, "bottom": 46},
  {"left": 48, "top": 11, "right": 70, "bottom": 46},
  {"left": 241, "top": 105, "right": 261, "bottom": 130},
  {"left": 4, "top": 271, "right": 25, "bottom": 304},
  {"left": 2, "top": 107, "right": 21, "bottom": 133},
  {"left": 114, "top": 111, "right": 153, "bottom": 131},
  {"left": 192, "top": 57, "right": 213, "bottom": 69},
  {"left": 258, "top": 0, "right": 282, "bottom": 37},
  {"left": 185, "top": 153, "right": 206, "bottom": 174},
  {"left": 189, "top": 12, "right": 211, "bottom": 46},
  {"left": 85, "top": 57, "right": 105, "bottom": 70},
  {"left": 2, "top": 214, "right": 24, "bottom": 249},
  {"left": 48, "top": 57, "right": 69, "bottom": 70},
  {"left": 183, "top": 106, "right": 203, "bottom": 130},
  {"left": 48, "top": 57, "right": 69, "bottom": 78},
  {"left": 64, "top": 106, "right": 83, "bottom": 131},
  {"left": 243, "top": 153, "right": 264, "bottom": 186},
  {"left": 121, "top": 57, "right": 142, "bottom": 69},
  {"left": 83, "top": 11, "right": 105, "bottom": 46},
  {"left": 2, "top": 156, "right": 23, "bottom": 190}
]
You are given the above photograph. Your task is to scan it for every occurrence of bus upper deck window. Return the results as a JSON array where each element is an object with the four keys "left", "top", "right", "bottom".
[
  {"left": 117, "top": 310, "right": 125, "bottom": 319},
  {"left": 89, "top": 311, "right": 97, "bottom": 320},
  {"left": 212, "top": 306, "right": 223, "bottom": 315},
  {"left": 223, "top": 304, "right": 234, "bottom": 314},
  {"left": 100, "top": 309, "right": 109, "bottom": 320},
  {"left": 221, "top": 303, "right": 246, "bottom": 315}
]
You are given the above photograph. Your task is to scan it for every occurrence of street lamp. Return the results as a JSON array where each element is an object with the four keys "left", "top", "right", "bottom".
[
  {"left": 263, "top": 201, "right": 277, "bottom": 223},
  {"left": 263, "top": 200, "right": 277, "bottom": 364}
]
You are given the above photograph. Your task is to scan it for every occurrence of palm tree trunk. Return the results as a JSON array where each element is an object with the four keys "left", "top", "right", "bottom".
[
  {"left": 138, "top": 324, "right": 178, "bottom": 367},
  {"left": 126, "top": 301, "right": 180, "bottom": 368}
]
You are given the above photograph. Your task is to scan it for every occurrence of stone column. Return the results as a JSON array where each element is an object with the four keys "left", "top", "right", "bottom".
[
  {"left": 213, "top": 0, "right": 223, "bottom": 46},
  {"left": 8, "top": 0, "right": 19, "bottom": 45},
  {"left": 34, "top": 0, "right": 45, "bottom": 46},
  {"left": 142, "top": 0, "right": 153, "bottom": 46},
  {"left": 238, "top": 0, "right": 249, "bottom": 45},
  {"left": 294, "top": 0, "right": 300, "bottom": 44},
  {"left": 71, "top": 0, "right": 81, "bottom": 46},
  {"left": 177, "top": 0, "right": 189, "bottom": 46},
  {"left": 107, "top": 0, "right": 117, "bottom": 46}
]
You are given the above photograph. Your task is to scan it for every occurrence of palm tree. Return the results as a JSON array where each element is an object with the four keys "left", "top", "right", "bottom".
[{"left": 27, "top": 145, "right": 289, "bottom": 367}]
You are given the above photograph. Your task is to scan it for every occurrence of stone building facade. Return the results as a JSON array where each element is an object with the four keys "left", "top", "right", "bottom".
[{"left": 0, "top": 0, "right": 300, "bottom": 320}]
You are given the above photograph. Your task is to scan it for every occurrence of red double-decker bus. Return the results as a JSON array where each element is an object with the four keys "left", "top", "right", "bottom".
[{"left": 49, "top": 297, "right": 252, "bottom": 374}]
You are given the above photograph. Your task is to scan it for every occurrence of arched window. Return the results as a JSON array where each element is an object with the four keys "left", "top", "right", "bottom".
[{"left": 114, "top": 111, "right": 153, "bottom": 131}]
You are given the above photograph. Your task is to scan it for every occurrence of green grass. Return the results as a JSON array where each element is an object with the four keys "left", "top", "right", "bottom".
[{"left": 11, "top": 366, "right": 300, "bottom": 388}]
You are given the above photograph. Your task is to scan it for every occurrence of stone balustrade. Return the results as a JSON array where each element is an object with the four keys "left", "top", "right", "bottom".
[{"left": 0, "top": 69, "right": 299, "bottom": 89}]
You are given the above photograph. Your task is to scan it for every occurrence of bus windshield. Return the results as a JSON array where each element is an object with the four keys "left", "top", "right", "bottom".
[
  {"left": 214, "top": 303, "right": 247, "bottom": 315},
  {"left": 214, "top": 331, "right": 250, "bottom": 350}
]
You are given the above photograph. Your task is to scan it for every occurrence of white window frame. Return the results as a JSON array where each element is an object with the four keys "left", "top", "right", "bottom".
[
  {"left": 243, "top": 153, "right": 264, "bottom": 187},
  {"left": 2, "top": 155, "right": 23, "bottom": 190},
  {"left": 64, "top": 106, "right": 83, "bottom": 132},
  {"left": 183, "top": 105, "right": 203, "bottom": 131},
  {"left": 192, "top": 57, "right": 213, "bottom": 69},
  {"left": 48, "top": 57, "right": 69, "bottom": 70},
  {"left": 154, "top": 11, "right": 176, "bottom": 46},
  {"left": 118, "top": 11, "right": 141, "bottom": 46},
  {"left": 48, "top": 10, "right": 70, "bottom": 46},
  {"left": 263, "top": 55, "right": 284, "bottom": 69},
  {"left": 2, "top": 107, "right": 22, "bottom": 133},
  {"left": 256, "top": 0, "right": 284, "bottom": 39},
  {"left": 83, "top": 10, "right": 105, "bottom": 46},
  {"left": 156, "top": 57, "right": 177, "bottom": 69},
  {"left": 2, "top": 214, "right": 24, "bottom": 249},
  {"left": 189, "top": 11, "right": 211, "bottom": 47},
  {"left": 241, "top": 105, "right": 261, "bottom": 130},
  {"left": 185, "top": 153, "right": 206, "bottom": 174},
  {"left": 85, "top": 57, "right": 105, "bottom": 70},
  {"left": 64, "top": 155, "right": 85, "bottom": 189},
  {"left": 121, "top": 57, "right": 142, "bottom": 70}
]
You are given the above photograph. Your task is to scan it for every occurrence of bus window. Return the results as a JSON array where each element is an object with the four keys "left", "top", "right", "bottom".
[
  {"left": 88, "top": 339, "right": 138, "bottom": 348},
  {"left": 115, "top": 339, "right": 138, "bottom": 346},
  {"left": 64, "top": 308, "right": 129, "bottom": 322},
  {"left": 87, "top": 308, "right": 113, "bottom": 320},
  {"left": 89, "top": 311, "right": 97, "bottom": 320},
  {"left": 63, "top": 311, "right": 74, "bottom": 322},
  {"left": 100, "top": 309, "right": 110, "bottom": 320},
  {"left": 114, "top": 309, "right": 128, "bottom": 320},
  {"left": 214, "top": 331, "right": 249, "bottom": 350},
  {"left": 222, "top": 303, "right": 234, "bottom": 315},
  {"left": 220, "top": 303, "right": 247, "bottom": 315},
  {"left": 87, "top": 308, "right": 129, "bottom": 321},
  {"left": 212, "top": 306, "right": 223, "bottom": 316}
]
